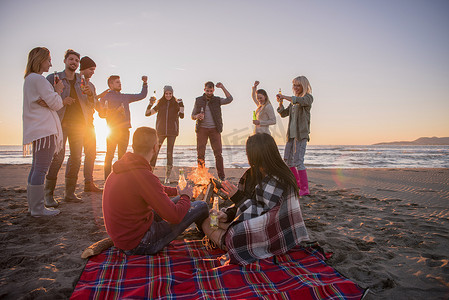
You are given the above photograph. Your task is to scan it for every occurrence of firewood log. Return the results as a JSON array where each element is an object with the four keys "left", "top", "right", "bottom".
[{"left": 81, "top": 237, "right": 114, "bottom": 259}]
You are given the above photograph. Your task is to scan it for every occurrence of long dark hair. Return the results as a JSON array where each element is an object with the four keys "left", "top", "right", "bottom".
[{"left": 245, "top": 133, "right": 299, "bottom": 195}]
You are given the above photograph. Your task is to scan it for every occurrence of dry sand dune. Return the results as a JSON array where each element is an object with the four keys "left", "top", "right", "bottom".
[{"left": 0, "top": 165, "right": 448, "bottom": 299}]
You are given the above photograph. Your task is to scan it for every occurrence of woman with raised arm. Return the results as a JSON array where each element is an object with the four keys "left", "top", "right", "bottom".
[
  {"left": 145, "top": 85, "right": 184, "bottom": 183},
  {"left": 251, "top": 81, "right": 276, "bottom": 135},
  {"left": 276, "top": 76, "right": 313, "bottom": 196}
]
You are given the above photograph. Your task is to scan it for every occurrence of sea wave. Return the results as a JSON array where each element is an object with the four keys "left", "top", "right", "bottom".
[{"left": 1, "top": 145, "right": 449, "bottom": 169}]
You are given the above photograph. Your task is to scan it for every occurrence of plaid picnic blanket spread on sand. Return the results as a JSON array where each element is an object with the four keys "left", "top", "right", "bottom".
[{"left": 71, "top": 240, "right": 365, "bottom": 300}]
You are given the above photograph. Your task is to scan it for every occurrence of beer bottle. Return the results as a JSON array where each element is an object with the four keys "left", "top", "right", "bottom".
[
  {"left": 178, "top": 168, "right": 186, "bottom": 189},
  {"left": 210, "top": 196, "right": 219, "bottom": 228}
]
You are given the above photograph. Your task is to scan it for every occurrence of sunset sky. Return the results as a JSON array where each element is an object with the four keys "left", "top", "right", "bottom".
[{"left": 1, "top": 0, "right": 448, "bottom": 147}]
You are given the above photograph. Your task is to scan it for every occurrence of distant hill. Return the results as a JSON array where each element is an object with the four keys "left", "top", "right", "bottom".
[{"left": 374, "top": 137, "right": 449, "bottom": 145}]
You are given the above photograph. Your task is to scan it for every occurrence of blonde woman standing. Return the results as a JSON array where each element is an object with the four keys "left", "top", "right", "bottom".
[
  {"left": 251, "top": 81, "right": 276, "bottom": 135},
  {"left": 276, "top": 76, "right": 313, "bottom": 196},
  {"left": 23, "top": 47, "right": 73, "bottom": 216}
]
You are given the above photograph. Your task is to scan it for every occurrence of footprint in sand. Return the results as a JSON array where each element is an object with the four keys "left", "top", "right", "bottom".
[
  {"left": 354, "top": 240, "right": 373, "bottom": 251},
  {"left": 377, "top": 188, "right": 397, "bottom": 192},
  {"left": 417, "top": 189, "right": 436, "bottom": 193}
]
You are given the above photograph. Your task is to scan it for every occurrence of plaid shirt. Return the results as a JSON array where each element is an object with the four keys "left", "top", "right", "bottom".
[{"left": 223, "top": 174, "right": 309, "bottom": 265}]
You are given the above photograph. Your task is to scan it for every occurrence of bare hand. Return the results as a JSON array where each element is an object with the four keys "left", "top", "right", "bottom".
[
  {"left": 177, "top": 183, "right": 193, "bottom": 199},
  {"left": 54, "top": 80, "right": 64, "bottom": 95},
  {"left": 216, "top": 82, "right": 224, "bottom": 89},
  {"left": 81, "top": 85, "right": 93, "bottom": 96},
  {"left": 253, "top": 120, "right": 260, "bottom": 125},
  {"left": 36, "top": 99, "right": 49, "bottom": 108},
  {"left": 217, "top": 211, "right": 228, "bottom": 223},
  {"left": 196, "top": 113, "right": 205, "bottom": 120},
  {"left": 276, "top": 94, "right": 283, "bottom": 105},
  {"left": 149, "top": 96, "right": 156, "bottom": 104},
  {"left": 220, "top": 180, "right": 238, "bottom": 198},
  {"left": 63, "top": 97, "right": 75, "bottom": 106},
  {"left": 254, "top": 81, "right": 260, "bottom": 88},
  {"left": 142, "top": 76, "right": 148, "bottom": 83},
  {"left": 276, "top": 93, "right": 285, "bottom": 100}
]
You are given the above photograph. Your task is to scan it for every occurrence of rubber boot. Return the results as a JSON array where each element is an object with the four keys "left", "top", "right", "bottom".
[
  {"left": 28, "top": 184, "right": 60, "bottom": 217},
  {"left": 84, "top": 181, "right": 103, "bottom": 193},
  {"left": 44, "top": 178, "right": 59, "bottom": 208},
  {"left": 27, "top": 184, "right": 31, "bottom": 213},
  {"left": 298, "top": 169, "right": 310, "bottom": 196},
  {"left": 290, "top": 167, "right": 300, "bottom": 188},
  {"left": 65, "top": 177, "right": 82, "bottom": 202},
  {"left": 164, "top": 165, "right": 173, "bottom": 184}
]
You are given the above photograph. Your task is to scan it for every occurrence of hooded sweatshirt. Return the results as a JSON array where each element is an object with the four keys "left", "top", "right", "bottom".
[{"left": 102, "top": 152, "right": 191, "bottom": 250}]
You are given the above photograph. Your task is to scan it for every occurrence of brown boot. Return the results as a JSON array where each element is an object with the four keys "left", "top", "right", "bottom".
[
  {"left": 44, "top": 178, "right": 59, "bottom": 208},
  {"left": 84, "top": 181, "right": 103, "bottom": 193},
  {"left": 64, "top": 177, "right": 82, "bottom": 202}
]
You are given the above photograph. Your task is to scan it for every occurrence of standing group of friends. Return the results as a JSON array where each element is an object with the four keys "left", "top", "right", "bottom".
[{"left": 23, "top": 46, "right": 313, "bottom": 265}]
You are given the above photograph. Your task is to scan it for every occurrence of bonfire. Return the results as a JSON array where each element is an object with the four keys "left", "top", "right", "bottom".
[
  {"left": 187, "top": 165, "right": 214, "bottom": 200},
  {"left": 187, "top": 166, "right": 228, "bottom": 204}
]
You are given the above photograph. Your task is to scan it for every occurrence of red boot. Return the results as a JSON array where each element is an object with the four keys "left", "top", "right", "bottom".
[{"left": 297, "top": 169, "right": 310, "bottom": 196}]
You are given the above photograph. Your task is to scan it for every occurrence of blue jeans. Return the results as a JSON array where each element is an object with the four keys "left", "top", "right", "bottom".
[
  {"left": 28, "top": 135, "right": 56, "bottom": 185},
  {"left": 83, "top": 125, "right": 96, "bottom": 183},
  {"left": 47, "top": 122, "right": 85, "bottom": 180},
  {"left": 125, "top": 199, "right": 209, "bottom": 255},
  {"left": 284, "top": 138, "right": 308, "bottom": 170}
]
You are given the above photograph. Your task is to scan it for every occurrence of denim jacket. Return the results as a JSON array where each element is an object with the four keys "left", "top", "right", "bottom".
[{"left": 46, "top": 71, "right": 94, "bottom": 125}]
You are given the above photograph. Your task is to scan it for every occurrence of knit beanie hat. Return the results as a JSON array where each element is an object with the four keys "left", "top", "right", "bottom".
[
  {"left": 80, "top": 56, "right": 96, "bottom": 70},
  {"left": 163, "top": 85, "right": 173, "bottom": 93}
]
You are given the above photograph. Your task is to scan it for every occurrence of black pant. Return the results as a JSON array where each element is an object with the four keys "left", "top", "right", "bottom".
[
  {"left": 150, "top": 135, "right": 177, "bottom": 167},
  {"left": 104, "top": 128, "right": 129, "bottom": 179}
]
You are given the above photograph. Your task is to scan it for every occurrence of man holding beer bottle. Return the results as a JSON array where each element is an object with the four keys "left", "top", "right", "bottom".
[
  {"left": 102, "top": 127, "right": 209, "bottom": 255},
  {"left": 191, "top": 81, "right": 233, "bottom": 181},
  {"left": 44, "top": 49, "right": 94, "bottom": 205},
  {"left": 99, "top": 75, "right": 148, "bottom": 179},
  {"left": 78, "top": 56, "right": 104, "bottom": 193}
]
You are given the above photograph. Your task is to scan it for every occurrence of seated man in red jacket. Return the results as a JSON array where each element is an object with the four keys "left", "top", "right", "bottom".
[{"left": 102, "top": 126, "right": 209, "bottom": 255}]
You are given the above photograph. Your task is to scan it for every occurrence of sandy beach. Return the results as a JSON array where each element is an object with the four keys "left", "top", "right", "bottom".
[{"left": 0, "top": 164, "right": 448, "bottom": 299}]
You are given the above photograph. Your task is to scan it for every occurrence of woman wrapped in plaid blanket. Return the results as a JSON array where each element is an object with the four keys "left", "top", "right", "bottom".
[{"left": 201, "top": 133, "right": 309, "bottom": 265}]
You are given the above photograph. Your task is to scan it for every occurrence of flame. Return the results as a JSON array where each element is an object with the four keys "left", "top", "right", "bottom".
[{"left": 187, "top": 165, "right": 214, "bottom": 199}]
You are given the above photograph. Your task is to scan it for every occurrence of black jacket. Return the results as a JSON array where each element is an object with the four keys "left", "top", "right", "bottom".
[{"left": 146, "top": 98, "right": 184, "bottom": 136}]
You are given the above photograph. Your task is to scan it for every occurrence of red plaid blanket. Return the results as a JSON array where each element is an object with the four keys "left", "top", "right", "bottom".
[{"left": 71, "top": 240, "right": 365, "bottom": 299}]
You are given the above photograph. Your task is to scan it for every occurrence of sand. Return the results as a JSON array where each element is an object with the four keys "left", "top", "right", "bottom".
[{"left": 0, "top": 164, "right": 448, "bottom": 299}]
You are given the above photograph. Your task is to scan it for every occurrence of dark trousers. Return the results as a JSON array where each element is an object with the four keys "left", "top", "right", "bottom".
[
  {"left": 83, "top": 125, "right": 96, "bottom": 184},
  {"left": 47, "top": 122, "right": 85, "bottom": 181},
  {"left": 104, "top": 127, "right": 129, "bottom": 179},
  {"left": 196, "top": 127, "right": 225, "bottom": 180},
  {"left": 125, "top": 198, "right": 209, "bottom": 255},
  {"left": 150, "top": 135, "right": 177, "bottom": 167}
]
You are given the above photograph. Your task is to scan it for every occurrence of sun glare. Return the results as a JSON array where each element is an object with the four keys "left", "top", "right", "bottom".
[{"left": 93, "top": 115, "right": 109, "bottom": 150}]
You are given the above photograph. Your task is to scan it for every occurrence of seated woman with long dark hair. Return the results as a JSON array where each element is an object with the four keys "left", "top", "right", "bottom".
[{"left": 201, "top": 133, "right": 309, "bottom": 265}]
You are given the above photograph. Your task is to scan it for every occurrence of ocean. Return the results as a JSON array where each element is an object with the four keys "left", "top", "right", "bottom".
[{"left": 1, "top": 145, "right": 448, "bottom": 169}]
